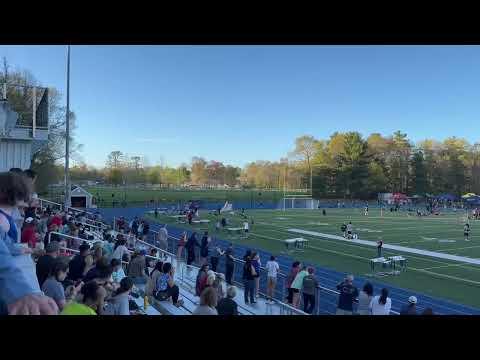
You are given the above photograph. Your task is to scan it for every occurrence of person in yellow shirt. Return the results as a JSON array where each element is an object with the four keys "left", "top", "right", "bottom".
[{"left": 61, "top": 281, "right": 107, "bottom": 315}]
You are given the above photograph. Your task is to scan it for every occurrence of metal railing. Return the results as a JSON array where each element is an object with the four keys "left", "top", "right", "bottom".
[{"left": 48, "top": 231, "right": 256, "bottom": 315}]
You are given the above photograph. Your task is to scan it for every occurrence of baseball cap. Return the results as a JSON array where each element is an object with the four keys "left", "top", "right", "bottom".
[
  {"left": 408, "top": 296, "right": 417, "bottom": 304},
  {"left": 46, "top": 241, "right": 60, "bottom": 253},
  {"left": 25, "top": 217, "right": 34, "bottom": 224}
]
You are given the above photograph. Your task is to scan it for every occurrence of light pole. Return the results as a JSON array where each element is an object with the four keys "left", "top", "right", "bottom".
[{"left": 64, "top": 45, "right": 71, "bottom": 211}]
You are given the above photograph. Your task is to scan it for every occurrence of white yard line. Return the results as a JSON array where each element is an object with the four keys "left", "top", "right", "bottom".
[{"left": 288, "top": 228, "right": 480, "bottom": 266}]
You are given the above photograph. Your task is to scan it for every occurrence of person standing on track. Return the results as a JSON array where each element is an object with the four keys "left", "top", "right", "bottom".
[
  {"left": 185, "top": 232, "right": 200, "bottom": 266},
  {"left": 377, "top": 238, "right": 383, "bottom": 257},
  {"left": 265, "top": 255, "right": 279, "bottom": 304},
  {"left": 243, "top": 220, "right": 249, "bottom": 238},
  {"left": 341, "top": 223, "right": 347, "bottom": 238},
  {"left": 346, "top": 222, "right": 353, "bottom": 239},
  {"left": 464, "top": 223, "right": 471, "bottom": 241},
  {"left": 224, "top": 243, "right": 235, "bottom": 285}
]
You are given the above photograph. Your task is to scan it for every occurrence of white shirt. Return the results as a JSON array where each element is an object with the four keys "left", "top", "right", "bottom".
[
  {"left": 369, "top": 295, "right": 392, "bottom": 315},
  {"left": 265, "top": 260, "right": 279, "bottom": 278},
  {"left": 346, "top": 224, "right": 353, "bottom": 232},
  {"left": 243, "top": 222, "right": 249, "bottom": 230},
  {"left": 112, "top": 245, "right": 128, "bottom": 261}
]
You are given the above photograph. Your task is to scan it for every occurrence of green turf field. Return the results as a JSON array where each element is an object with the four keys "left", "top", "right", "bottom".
[
  {"left": 146, "top": 208, "right": 480, "bottom": 308},
  {"left": 83, "top": 186, "right": 306, "bottom": 207}
]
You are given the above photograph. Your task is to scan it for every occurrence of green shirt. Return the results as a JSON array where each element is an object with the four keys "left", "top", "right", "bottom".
[
  {"left": 61, "top": 302, "right": 97, "bottom": 315},
  {"left": 291, "top": 270, "right": 309, "bottom": 290}
]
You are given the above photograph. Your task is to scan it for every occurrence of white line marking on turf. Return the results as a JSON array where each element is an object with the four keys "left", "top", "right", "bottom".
[{"left": 288, "top": 228, "right": 480, "bottom": 266}]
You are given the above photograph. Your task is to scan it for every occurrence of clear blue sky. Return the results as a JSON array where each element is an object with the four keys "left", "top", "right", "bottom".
[{"left": 1, "top": 45, "right": 480, "bottom": 168}]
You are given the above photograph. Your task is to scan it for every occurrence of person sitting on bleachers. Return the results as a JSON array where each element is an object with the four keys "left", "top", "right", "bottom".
[
  {"left": 153, "top": 262, "right": 183, "bottom": 307},
  {"left": 61, "top": 281, "right": 107, "bottom": 315},
  {"left": 127, "top": 249, "right": 148, "bottom": 285},
  {"left": 216, "top": 286, "right": 238, "bottom": 315},
  {"left": 36, "top": 241, "right": 60, "bottom": 288},
  {"left": 84, "top": 256, "right": 111, "bottom": 283},
  {"left": 42, "top": 259, "right": 69, "bottom": 312},
  {"left": 112, "top": 236, "right": 130, "bottom": 263},
  {"left": 193, "top": 287, "right": 218, "bottom": 315},
  {"left": 111, "top": 258, "right": 126, "bottom": 284},
  {"left": 67, "top": 243, "right": 93, "bottom": 282},
  {"left": 145, "top": 261, "right": 163, "bottom": 298},
  {"left": 103, "top": 277, "right": 134, "bottom": 316}
]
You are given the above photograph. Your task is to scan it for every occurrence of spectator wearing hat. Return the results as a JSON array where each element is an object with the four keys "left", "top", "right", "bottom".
[
  {"left": 36, "top": 241, "right": 60, "bottom": 287},
  {"left": 67, "top": 243, "right": 94, "bottom": 282},
  {"left": 21, "top": 217, "right": 39, "bottom": 249},
  {"left": 302, "top": 267, "right": 319, "bottom": 314},
  {"left": 128, "top": 249, "right": 148, "bottom": 285},
  {"left": 400, "top": 296, "right": 418, "bottom": 315},
  {"left": 217, "top": 286, "right": 239, "bottom": 315},
  {"left": 336, "top": 275, "right": 359, "bottom": 315}
]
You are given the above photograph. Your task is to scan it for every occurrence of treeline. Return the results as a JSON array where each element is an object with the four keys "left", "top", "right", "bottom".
[
  {"left": 69, "top": 131, "right": 480, "bottom": 200},
  {"left": 309, "top": 132, "right": 480, "bottom": 199}
]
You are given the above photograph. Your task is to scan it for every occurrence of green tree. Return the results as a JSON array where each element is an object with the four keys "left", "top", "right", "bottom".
[{"left": 409, "top": 150, "right": 427, "bottom": 195}]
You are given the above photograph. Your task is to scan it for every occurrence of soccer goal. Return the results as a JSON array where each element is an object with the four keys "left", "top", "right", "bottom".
[{"left": 280, "top": 195, "right": 318, "bottom": 211}]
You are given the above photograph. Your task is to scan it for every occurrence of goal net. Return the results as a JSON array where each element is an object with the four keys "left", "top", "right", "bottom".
[
  {"left": 279, "top": 197, "right": 318, "bottom": 210},
  {"left": 220, "top": 201, "right": 233, "bottom": 213}
]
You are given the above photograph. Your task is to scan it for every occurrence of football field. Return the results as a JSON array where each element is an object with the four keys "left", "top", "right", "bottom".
[{"left": 146, "top": 207, "right": 480, "bottom": 308}]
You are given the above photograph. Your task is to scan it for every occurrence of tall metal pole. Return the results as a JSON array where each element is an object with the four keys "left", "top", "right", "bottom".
[{"left": 64, "top": 45, "right": 71, "bottom": 211}]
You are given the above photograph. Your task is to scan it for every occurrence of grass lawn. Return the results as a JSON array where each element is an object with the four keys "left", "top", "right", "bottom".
[
  {"left": 145, "top": 207, "right": 480, "bottom": 308},
  {"left": 83, "top": 186, "right": 307, "bottom": 207}
]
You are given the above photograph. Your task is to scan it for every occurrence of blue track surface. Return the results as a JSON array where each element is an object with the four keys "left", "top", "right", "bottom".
[{"left": 95, "top": 206, "right": 480, "bottom": 315}]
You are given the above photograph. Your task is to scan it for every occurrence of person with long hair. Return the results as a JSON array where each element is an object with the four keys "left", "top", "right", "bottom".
[
  {"left": 146, "top": 260, "right": 163, "bottom": 298},
  {"left": 242, "top": 256, "right": 256, "bottom": 305},
  {"left": 61, "top": 281, "right": 107, "bottom": 315},
  {"left": 357, "top": 282, "right": 374, "bottom": 315},
  {"left": 369, "top": 288, "right": 392, "bottom": 315},
  {"left": 112, "top": 236, "right": 129, "bottom": 262},
  {"left": 196, "top": 263, "right": 210, "bottom": 297},
  {"left": 285, "top": 261, "right": 301, "bottom": 305},
  {"left": 251, "top": 252, "right": 261, "bottom": 299},
  {"left": 200, "top": 231, "right": 210, "bottom": 265},
  {"left": 104, "top": 277, "right": 134, "bottom": 315}
]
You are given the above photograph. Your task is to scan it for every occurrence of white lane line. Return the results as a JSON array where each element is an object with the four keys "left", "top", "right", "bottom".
[{"left": 288, "top": 228, "right": 480, "bottom": 266}]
